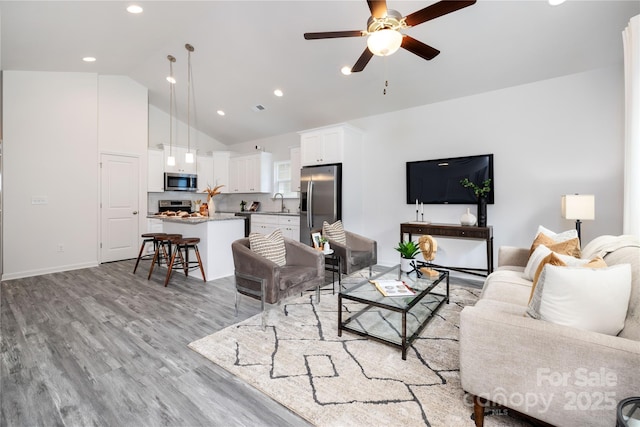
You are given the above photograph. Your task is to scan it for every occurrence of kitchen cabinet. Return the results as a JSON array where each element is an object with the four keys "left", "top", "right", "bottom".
[
  {"left": 251, "top": 214, "right": 300, "bottom": 241},
  {"left": 228, "top": 152, "right": 273, "bottom": 193},
  {"left": 300, "top": 126, "right": 345, "bottom": 166},
  {"left": 290, "top": 147, "right": 301, "bottom": 193},
  {"left": 212, "top": 151, "right": 231, "bottom": 193},
  {"left": 196, "top": 155, "right": 214, "bottom": 192},
  {"left": 148, "top": 149, "right": 165, "bottom": 192},
  {"left": 299, "top": 123, "right": 365, "bottom": 237},
  {"left": 164, "top": 146, "right": 197, "bottom": 174}
]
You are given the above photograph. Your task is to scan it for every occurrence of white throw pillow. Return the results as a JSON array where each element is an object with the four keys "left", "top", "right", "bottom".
[
  {"left": 323, "top": 220, "right": 347, "bottom": 245},
  {"left": 526, "top": 264, "right": 632, "bottom": 336},
  {"left": 536, "top": 225, "right": 578, "bottom": 243},
  {"left": 524, "top": 245, "right": 589, "bottom": 280},
  {"left": 249, "top": 229, "right": 286, "bottom": 266}
]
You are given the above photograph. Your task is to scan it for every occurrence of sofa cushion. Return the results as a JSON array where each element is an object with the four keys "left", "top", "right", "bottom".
[
  {"left": 249, "top": 229, "right": 286, "bottom": 266},
  {"left": 524, "top": 245, "right": 591, "bottom": 280},
  {"left": 480, "top": 270, "right": 533, "bottom": 306},
  {"left": 323, "top": 220, "right": 346, "bottom": 245},
  {"left": 526, "top": 264, "right": 632, "bottom": 336},
  {"left": 604, "top": 245, "right": 640, "bottom": 340},
  {"left": 536, "top": 225, "right": 578, "bottom": 243}
]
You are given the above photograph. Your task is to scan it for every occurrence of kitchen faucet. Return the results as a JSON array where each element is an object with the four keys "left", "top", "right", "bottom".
[{"left": 274, "top": 192, "right": 285, "bottom": 212}]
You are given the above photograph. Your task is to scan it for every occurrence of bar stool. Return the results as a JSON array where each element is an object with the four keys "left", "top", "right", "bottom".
[
  {"left": 147, "top": 233, "right": 182, "bottom": 280},
  {"left": 164, "top": 237, "right": 206, "bottom": 287},
  {"left": 133, "top": 233, "right": 167, "bottom": 274}
]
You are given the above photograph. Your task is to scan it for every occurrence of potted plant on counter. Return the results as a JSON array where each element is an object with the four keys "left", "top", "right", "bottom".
[{"left": 395, "top": 241, "right": 420, "bottom": 273}]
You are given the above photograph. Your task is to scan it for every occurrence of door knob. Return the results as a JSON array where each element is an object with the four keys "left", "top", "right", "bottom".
[{"left": 133, "top": 211, "right": 138, "bottom": 215}]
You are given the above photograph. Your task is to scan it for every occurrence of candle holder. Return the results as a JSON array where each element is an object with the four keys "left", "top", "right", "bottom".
[
  {"left": 415, "top": 210, "right": 419, "bottom": 221},
  {"left": 421, "top": 213, "right": 424, "bottom": 222}
]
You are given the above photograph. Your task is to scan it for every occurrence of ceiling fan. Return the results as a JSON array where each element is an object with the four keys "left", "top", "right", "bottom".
[{"left": 304, "top": 0, "right": 476, "bottom": 73}]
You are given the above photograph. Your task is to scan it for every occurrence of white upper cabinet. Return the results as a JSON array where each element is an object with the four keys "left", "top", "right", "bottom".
[
  {"left": 148, "top": 149, "right": 165, "bottom": 192},
  {"left": 228, "top": 152, "right": 273, "bottom": 193},
  {"left": 212, "top": 151, "right": 231, "bottom": 193},
  {"left": 196, "top": 155, "right": 214, "bottom": 192},
  {"left": 290, "top": 147, "right": 301, "bottom": 193},
  {"left": 299, "top": 125, "right": 349, "bottom": 166},
  {"left": 163, "top": 146, "right": 197, "bottom": 174}
]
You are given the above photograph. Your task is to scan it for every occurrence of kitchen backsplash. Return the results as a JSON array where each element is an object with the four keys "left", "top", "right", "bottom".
[{"left": 148, "top": 191, "right": 300, "bottom": 214}]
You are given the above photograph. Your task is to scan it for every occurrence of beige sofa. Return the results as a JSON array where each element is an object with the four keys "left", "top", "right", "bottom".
[{"left": 459, "top": 235, "right": 640, "bottom": 427}]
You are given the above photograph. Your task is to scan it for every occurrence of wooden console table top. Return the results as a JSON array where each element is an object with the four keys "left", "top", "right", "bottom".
[{"left": 400, "top": 222, "right": 494, "bottom": 276}]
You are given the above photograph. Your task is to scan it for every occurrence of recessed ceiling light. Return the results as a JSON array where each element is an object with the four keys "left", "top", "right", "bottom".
[
  {"left": 82, "top": 57, "right": 96, "bottom": 62},
  {"left": 166, "top": 76, "right": 176, "bottom": 84},
  {"left": 127, "top": 5, "right": 143, "bottom": 13},
  {"left": 548, "top": 0, "right": 566, "bottom": 5},
  {"left": 217, "top": 110, "right": 225, "bottom": 116},
  {"left": 273, "top": 89, "right": 283, "bottom": 97},
  {"left": 341, "top": 66, "right": 352, "bottom": 76}
]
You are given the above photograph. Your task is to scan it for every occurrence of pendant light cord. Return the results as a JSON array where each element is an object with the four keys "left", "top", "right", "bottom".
[
  {"left": 167, "top": 55, "right": 176, "bottom": 157},
  {"left": 186, "top": 44, "right": 194, "bottom": 156}
]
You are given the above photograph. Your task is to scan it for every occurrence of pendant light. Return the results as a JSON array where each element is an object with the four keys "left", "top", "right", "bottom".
[
  {"left": 184, "top": 43, "right": 195, "bottom": 164},
  {"left": 166, "top": 54, "right": 177, "bottom": 167}
]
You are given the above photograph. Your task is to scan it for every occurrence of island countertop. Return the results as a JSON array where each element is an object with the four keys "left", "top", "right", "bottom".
[{"left": 147, "top": 213, "right": 243, "bottom": 224}]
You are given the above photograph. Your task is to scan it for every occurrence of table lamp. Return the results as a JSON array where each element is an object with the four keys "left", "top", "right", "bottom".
[{"left": 561, "top": 194, "right": 595, "bottom": 241}]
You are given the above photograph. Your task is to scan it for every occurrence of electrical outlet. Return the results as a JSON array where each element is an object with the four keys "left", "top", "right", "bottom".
[
  {"left": 32, "top": 196, "right": 48, "bottom": 205},
  {"left": 57, "top": 244, "right": 64, "bottom": 253}
]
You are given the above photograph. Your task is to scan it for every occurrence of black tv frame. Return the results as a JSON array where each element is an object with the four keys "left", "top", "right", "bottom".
[{"left": 406, "top": 154, "right": 494, "bottom": 205}]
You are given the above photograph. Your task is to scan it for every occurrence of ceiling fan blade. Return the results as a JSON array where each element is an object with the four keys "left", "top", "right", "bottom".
[
  {"left": 404, "top": 0, "right": 476, "bottom": 27},
  {"left": 304, "top": 30, "right": 365, "bottom": 40},
  {"left": 351, "top": 48, "right": 374, "bottom": 73},
  {"left": 367, "top": 0, "right": 388, "bottom": 19},
  {"left": 401, "top": 35, "right": 440, "bottom": 61}
]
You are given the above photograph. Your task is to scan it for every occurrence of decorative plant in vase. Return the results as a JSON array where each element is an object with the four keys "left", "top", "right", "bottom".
[
  {"left": 318, "top": 236, "right": 329, "bottom": 252},
  {"left": 395, "top": 241, "right": 420, "bottom": 273},
  {"left": 460, "top": 178, "right": 491, "bottom": 227},
  {"left": 204, "top": 185, "right": 224, "bottom": 217}
]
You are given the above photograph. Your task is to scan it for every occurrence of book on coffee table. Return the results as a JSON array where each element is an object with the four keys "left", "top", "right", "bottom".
[{"left": 370, "top": 279, "right": 416, "bottom": 297}]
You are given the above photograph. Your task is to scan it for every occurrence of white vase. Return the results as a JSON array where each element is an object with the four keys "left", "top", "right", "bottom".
[
  {"left": 323, "top": 242, "right": 330, "bottom": 252},
  {"left": 400, "top": 258, "right": 413, "bottom": 273},
  {"left": 460, "top": 208, "right": 477, "bottom": 226},
  {"left": 208, "top": 199, "right": 215, "bottom": 217}
]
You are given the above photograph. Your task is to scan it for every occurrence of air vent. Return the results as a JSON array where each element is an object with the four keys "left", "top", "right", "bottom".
[{"left": 252, "top": 104, "right": 266, "bottom": 112}]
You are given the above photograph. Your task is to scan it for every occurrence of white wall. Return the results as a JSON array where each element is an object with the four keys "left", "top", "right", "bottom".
[
  {"left": 3, "top": 71, "right": 99, "bottom": 279},
  {"left": 350, "top": 65, "right": 624, "bottom": 267},
  {"left": 98, "top": 75, "right": 149, "bottom": 241},
  {"left": 148, "top": 104, "right": 226, "bottom": 153}
]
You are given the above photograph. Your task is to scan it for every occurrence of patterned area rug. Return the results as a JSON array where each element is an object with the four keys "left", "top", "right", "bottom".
[{"left": 189, "top": 282, "right": 529, "bottom": 427}]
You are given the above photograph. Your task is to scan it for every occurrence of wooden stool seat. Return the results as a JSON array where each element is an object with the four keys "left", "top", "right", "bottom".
[
  {"left": 133, "top": 233, "right": 168, "bottom": 274},
  {"left": 164, "top": 237, "right": 206, "bottom": 287},
  {"left": 147, "top": 234, "right": 183, "bottom": 280}
]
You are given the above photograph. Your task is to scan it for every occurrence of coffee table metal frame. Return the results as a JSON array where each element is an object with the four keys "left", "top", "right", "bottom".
[{"left": 338, "top": 264, "right": 449, "bottom": 360}]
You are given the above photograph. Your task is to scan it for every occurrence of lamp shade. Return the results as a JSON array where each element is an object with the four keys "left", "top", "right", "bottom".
[
  {"left": 561, "top": 194, "right": 595, "bottom": 220},
  {"left": 367, "top": 29, "right": 403, "bottom": 56}
]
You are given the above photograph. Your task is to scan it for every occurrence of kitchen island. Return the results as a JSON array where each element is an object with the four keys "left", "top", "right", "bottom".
[{"left": 152, "top": 214, "right": 245, "bottom": 281}]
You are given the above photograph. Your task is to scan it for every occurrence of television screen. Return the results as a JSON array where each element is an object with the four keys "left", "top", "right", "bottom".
[{"left": 406, "top": 154, "right": 494, "bottom": 204}]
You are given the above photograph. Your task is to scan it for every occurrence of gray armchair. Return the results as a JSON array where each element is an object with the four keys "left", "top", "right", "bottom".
[
  {"left": 231, "top": 237, "right": 325, "bottom": 316},
  {"left": 328, "top": 230, "right": 377, "bottom": 275}
]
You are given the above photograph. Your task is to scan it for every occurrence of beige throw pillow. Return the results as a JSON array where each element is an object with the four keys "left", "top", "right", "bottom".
[
  {"left": 526, "top": 264, "right": 631, "bottom": 336},
  {"left": 323, "top": 220, "right": 346, "bottom": 245},
  {"left": 529, "top": 233, "right": 581, "bottom": 259},
  {"left": 249, "top": 229, "right": 286, "bottom": 266}
]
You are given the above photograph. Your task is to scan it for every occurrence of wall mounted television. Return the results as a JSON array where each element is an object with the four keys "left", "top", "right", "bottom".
[{"left": 406, "top": 154, "right": 494, "bottom": 204}]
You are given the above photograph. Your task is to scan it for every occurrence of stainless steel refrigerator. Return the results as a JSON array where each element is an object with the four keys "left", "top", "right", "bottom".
[{"left": 300, "top": 164, "right": 342, "bottom": 246}]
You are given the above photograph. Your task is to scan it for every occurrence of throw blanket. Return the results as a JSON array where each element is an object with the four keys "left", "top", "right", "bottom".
[{"left": 581, "top": 234, "right": 640, "bottom": 259}]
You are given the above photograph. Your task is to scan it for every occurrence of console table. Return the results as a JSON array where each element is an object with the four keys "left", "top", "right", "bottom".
[{"left": 400, "top": 222, "right": 493, "bottom": 277}]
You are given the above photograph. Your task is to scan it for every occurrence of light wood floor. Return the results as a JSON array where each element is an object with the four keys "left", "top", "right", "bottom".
[{"left": 1, "top": 259, "right": 314, "bottom": 427}]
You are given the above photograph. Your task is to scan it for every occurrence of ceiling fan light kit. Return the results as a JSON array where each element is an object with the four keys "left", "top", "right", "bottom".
[
  {"left": 303, "top": 0, "right": 476, "bottom": 73},
  {"left": 367, "top": 29, "right": 402, "bottom": 56}
]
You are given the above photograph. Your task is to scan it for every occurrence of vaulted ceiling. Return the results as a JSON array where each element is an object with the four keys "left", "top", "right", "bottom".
[{"left": 1, "top": 1, "right": 638, "bottom": 144}]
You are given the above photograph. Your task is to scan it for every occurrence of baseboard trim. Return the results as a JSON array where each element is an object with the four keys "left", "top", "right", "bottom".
[{"left": 1, "top": 262, "right": 100, "bottom": 281}]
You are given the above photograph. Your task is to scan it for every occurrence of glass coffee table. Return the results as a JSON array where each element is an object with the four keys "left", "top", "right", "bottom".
[{"left": 338, "top": 264, "right": 449, "bottom": 360}]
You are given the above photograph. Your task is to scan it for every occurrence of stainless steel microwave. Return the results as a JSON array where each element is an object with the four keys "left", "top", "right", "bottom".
[{"left": 164, "top": 173, "right": 198, "bottom": 192}]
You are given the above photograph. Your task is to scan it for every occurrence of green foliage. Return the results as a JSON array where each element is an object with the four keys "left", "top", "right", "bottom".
[
  {"left": 460, "top": 178, "right": 492, "bottom": 199},
  {"left": 395, "top": 241, "right": 420, "bottom": 259}
]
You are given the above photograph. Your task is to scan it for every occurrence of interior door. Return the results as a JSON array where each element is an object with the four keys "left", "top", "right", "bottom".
[{"left": 100, "top": 153, "right": 140, "bottom": 262}]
